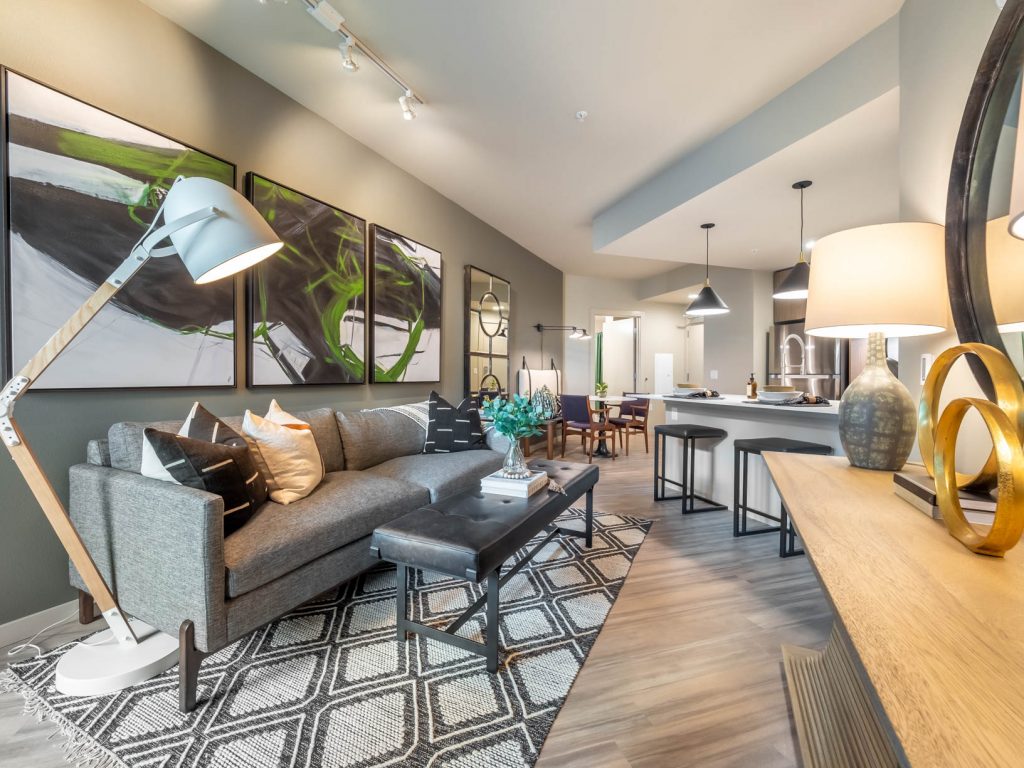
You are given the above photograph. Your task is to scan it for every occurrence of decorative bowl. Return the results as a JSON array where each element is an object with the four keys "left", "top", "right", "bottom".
[{"left": 758, "top": 390, "right": 803, "bottom": 403}]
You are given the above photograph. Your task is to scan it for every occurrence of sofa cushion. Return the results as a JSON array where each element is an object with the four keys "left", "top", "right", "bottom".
[
  {"left": 365, "top": 450, "right": 504, "bottom": 503},
  {"left": 223, "top": 471, "right": 429, "bottom": 597},
  {"left": 336, "top": 409, "right": 425, "bottom": 470},
  {"left": 107, "top": 407, "right": 344, "bottom": 474}
]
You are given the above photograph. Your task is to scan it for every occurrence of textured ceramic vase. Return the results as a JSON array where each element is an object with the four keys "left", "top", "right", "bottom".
[{"left": 838, "top": 332, "right": 916, "bottom": 471}]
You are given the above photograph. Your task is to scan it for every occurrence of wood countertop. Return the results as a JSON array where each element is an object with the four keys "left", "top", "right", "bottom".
[{"left": 764, "top": 452, "right": 1024, "bottom": 767}]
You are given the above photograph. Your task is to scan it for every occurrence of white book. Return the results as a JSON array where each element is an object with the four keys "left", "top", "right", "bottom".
[{"left": 480, "top": 470, "right": 548, "bottom": 498}]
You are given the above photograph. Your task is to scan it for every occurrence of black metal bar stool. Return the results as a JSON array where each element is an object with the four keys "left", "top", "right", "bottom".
[
  {"left": 732, "top": 437, "right": 833, "bottom": 556},
  {"left": 653, "top": 423, "right": 728, "bottom": 514}
]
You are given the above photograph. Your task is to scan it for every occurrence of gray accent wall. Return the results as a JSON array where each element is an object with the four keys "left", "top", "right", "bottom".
[{"left": 0, "top": 0, "right": 563, "bottom": 625}]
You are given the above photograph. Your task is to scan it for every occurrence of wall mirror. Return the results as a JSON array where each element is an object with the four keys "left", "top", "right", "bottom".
[
  {"left": 948, "top": 0, "right": 1024, "bottom": 387},
  {"left": 464, "top": 266, "right": 510, "bottom": 398}
]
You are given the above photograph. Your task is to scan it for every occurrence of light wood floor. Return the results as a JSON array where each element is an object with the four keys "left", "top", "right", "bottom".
[{"left": 0, "top": 445, "right": 832, "bottom": 768}]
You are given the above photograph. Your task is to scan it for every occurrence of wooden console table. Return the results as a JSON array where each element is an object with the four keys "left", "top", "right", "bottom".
[{"left": 765, "top": 452, "right": 1024, "bottom": 768}]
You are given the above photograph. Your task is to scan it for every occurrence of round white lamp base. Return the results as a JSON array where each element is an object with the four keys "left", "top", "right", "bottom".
[{"left": 55, "top": 619, "right": 178, "bottom": 697}]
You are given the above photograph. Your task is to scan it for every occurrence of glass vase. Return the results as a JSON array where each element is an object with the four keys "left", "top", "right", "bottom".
[{"left": 500, "top": 438, "right": 530, "bottom": 479}]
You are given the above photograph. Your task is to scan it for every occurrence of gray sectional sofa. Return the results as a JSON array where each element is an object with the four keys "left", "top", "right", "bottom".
[{"left": 68, "top": 405, "right": 507, "bottom": 710}]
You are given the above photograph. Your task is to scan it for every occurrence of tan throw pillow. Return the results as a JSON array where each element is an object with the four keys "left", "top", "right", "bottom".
[{"left": 242, "top": 400, "right": 324, "bottom": 504}]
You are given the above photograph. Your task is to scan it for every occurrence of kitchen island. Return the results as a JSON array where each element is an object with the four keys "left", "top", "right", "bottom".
[{"left": 644, "top": 394, "right": 842, "bottom": 521}]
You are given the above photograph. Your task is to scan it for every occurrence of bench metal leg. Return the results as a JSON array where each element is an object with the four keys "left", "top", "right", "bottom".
[
  {"left": 396, "top": 564, "right": 408, "bottom": 640},
  {"left": 486, "top": 573, "right": 499, "bottom": 673},
  {"left": 585, "top": 488, "right": 593, "bottom": 548}
]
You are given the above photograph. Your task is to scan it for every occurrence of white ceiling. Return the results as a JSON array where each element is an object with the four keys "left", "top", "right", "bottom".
[
  {"left": 605, "top": 88, "right": 901, "bottom": 271},
  {"left": 141, "top": 0, "right": 903, "bottom": 278}
]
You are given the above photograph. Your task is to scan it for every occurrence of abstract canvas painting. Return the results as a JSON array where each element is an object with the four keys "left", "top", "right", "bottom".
[
  {"left": 2, "top": 71, "right": 236, "bottom": 388},
  {"left": 370, "top": 225, "right": 442, "bottom": 383},
  {"left": 246, "top": 173, "right": 367, "bottom": 385}
]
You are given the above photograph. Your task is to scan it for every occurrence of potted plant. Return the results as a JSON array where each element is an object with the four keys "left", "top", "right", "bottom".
[
  {"left": 595, "top": 381, "right": 609, "bottom": 398},
  {"left": 480, "top": 394, "right": 543, "bottom": 479}
]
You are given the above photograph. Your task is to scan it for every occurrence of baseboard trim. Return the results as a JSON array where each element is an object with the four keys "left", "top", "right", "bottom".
[{"left": 0, "top": 599, "right": 79, "bottom": 649}]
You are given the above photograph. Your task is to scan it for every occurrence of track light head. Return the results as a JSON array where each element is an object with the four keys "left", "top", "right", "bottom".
[
  {"left": 399, "top": 90, "right": 417, "bottom": 121},
  {"left": 339, "top": 36, "right": 359, "bottom": 71}
]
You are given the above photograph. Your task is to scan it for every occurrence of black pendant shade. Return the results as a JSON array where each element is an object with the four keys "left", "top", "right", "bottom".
[
  {"left": 773, "top": 259, "right": 810, "bottom": 300},
  {"left": 774, "top": 179, "right": 812, "bottom": 301},
  {"left": 686, "top": 283, "right": 730, "bottom": 316},
  {"left": 686, "top": 222, "right": 729, "bottom": 317}
]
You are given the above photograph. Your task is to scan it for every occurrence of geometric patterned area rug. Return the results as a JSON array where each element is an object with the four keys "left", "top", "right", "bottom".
[{"left": 2, "top": 508, "right": 651, "bottom": 768}]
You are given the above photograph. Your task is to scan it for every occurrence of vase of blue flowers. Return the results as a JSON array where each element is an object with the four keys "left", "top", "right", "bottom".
[{"left": 480, "top": 394, "right": 543, "bottom": 479}]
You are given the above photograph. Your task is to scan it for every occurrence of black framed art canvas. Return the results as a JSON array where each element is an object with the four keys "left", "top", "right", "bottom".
[
  {"left": 369, "top": 224, "right": 442, "bottom": 383},
  {"left": 1, "top": 69, "right": 237, "bottom": 389},
  {"left": 246, "top": 173, "right": 367, "bottom": 385}
]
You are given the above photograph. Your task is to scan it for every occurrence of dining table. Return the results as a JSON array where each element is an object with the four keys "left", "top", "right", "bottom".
[{"left": 588, "top": 395, "right": 630, "bottom": 457}]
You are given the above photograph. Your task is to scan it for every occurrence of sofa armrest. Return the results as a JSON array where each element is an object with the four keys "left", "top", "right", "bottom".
[{"left": 68, "top": 463, "right": 228, "bottom": 651}]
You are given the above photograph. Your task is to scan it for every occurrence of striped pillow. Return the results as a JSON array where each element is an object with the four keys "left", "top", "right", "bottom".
[
  {"left": 141, "top": 414, "right": 268, "bottom": 535},
  {"left": 424, "top": 391, "right": 486, "bottom": 453}
]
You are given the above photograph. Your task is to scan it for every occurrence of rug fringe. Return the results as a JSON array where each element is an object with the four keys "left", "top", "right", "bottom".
[{"left": 1, "top": 669, "right": 126, "bottom": 768}]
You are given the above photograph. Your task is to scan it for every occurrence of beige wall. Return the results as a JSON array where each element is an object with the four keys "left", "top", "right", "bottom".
[
  {"left": 897, "top": 0, "right": 999, "bottom": 467},
  {"left": 0, "top": 0, "right": 562, "bottom": 624},
  {"left": 562, "top": 274, "right": 685, "bottom": 395}
]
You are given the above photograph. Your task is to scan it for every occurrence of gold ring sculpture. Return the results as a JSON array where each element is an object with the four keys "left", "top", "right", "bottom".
[{"left": 918, "top": 343, "right": 1024, "bottom": 556}]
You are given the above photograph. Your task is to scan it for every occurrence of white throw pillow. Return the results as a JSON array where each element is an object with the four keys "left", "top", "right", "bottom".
[{"left": 242, "top": 400, "right": 324, "bottom": 504}]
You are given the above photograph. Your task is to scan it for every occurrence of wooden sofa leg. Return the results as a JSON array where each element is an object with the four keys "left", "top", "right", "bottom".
[
  {"left": 77, "top": 589, "right": 97, "bottom": 625},
  {"left": 179, "top": 620, "right": 205, "bottom": 713}
]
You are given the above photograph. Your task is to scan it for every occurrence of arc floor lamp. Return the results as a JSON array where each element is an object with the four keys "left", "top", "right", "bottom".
[{"left": 0, "top": 176, "right": 282, "bottom": 696}]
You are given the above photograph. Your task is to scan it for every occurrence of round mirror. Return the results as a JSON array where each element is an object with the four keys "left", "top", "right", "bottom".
[
  {"left": 477, "top": 290, "right": 506, "bottom": 338},
  {"left": 948, "top": 0, "right": 1024, "bottom": 388}
]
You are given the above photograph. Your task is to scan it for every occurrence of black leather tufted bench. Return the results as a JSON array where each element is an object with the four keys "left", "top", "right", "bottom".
[{"left": 370, "top": 459, "right": 599, "bottom": 672}]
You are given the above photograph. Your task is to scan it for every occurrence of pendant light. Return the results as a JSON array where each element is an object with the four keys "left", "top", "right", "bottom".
[
  {"left": 773, "top": 180, "right": 813, "bottom": 300},
  {"left": 685, "top": 223, "right": 730, "bottom": 316}
]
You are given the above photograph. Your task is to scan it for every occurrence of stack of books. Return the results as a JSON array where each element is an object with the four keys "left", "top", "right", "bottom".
[
  {"left": 893, "top": 467, "right": 996, "bottom": 525},
  {"left": 480, "top": 469, "right": 548, "bottom": 498}
]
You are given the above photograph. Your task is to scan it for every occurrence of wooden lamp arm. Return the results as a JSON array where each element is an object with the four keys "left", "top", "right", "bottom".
[{"left": 0, "top": 264, "right": 143, "bottom": 643}]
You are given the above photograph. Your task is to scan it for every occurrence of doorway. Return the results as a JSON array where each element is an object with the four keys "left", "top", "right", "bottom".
[{"left": 594, "top": 314, "right": 639, "bottom": 395}]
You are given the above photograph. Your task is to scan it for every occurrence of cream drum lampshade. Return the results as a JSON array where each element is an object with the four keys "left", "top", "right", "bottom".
[
  {"left": 804, "top": 222, "right": 946, "bottom": 472},
  {"left": 986, "top": 216, "right": 1024, "bottom": 332},
  {"left": 805, "top": 222, "right": 948, "bottom": 339}
]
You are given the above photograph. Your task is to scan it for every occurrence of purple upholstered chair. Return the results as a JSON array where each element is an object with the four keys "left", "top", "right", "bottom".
[
  {"left": 560, "top": 394, "right": 617, "bottom": 463},
  {"left": 609, "top": 395, "right": 650, "bottom": 455}
]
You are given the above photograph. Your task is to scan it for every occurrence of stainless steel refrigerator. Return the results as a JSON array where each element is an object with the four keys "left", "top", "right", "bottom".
[{"left": 767, "top": 322, "right": 847, "bottom": 399}]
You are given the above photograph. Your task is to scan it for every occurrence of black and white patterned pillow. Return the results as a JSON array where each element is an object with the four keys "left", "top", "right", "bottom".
[
  {"left": 424, "top": 391, "right": 487, "bottom": 453},
  {"left": 181, "top": 402, "right": 240, "bottom": 446},
  {"left": 141, "top": 403, "right": 268, "bottom": 535}
]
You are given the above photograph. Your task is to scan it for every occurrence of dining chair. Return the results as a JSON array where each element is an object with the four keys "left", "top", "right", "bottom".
[
  {"left": 560, "top": 394, "right": 617, "bottom": 463},
  {"left": 610, "top": 395, "right": 650, "bottom": 455}
]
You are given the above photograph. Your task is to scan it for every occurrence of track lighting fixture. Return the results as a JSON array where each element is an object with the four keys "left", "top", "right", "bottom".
[
  {"left": 295, "top": 0, "right": 424, "bottom": 120},
  {"left": 305, "top": 0, "right": 344, "bottom": 31},
  {"left": 399, "top": 90, "right": 416, "bottom": 121},
  {"left": 338, "top": 33, "right": 359, "bottom": 71}
]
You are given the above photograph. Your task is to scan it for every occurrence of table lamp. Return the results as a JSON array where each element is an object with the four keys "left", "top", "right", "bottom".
[
  {"left": 805, "top": 222, "right": 947, "bottom": 470},
  {"left": 0, "top": 176, "right": 282, "bottom": 695},
  {"left": 986, "top": 216, "right": 1024, "bottom": 332}
]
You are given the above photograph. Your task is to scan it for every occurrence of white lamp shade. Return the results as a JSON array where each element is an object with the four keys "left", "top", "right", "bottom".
[
  {"left": 162, "top": 177, "right": 282, "bottom": 284},
  {"left": 804, "top": 222, "right": 948, "bottom": 339},
  {"left": 1009, "top": 89, "right": 1024, "bottom": 240},
  {"left": 987, "top": 216, "right": 1024, "bottom": 331}
]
